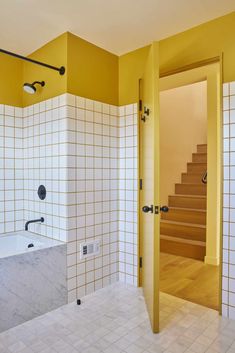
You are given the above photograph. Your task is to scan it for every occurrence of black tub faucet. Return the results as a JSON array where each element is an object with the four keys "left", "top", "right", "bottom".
[{"left": 25, "top": 217, "right": 44, "bottom": 231}]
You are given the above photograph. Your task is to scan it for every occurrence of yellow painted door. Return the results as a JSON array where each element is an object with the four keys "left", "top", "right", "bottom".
[{"left": 139, "top": 42, "right": 160, "bottom": 333}]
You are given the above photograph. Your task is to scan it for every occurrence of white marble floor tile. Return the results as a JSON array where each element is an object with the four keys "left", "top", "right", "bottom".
[{"left": 0, "top": 283, "right": 235, "bottom": 353}]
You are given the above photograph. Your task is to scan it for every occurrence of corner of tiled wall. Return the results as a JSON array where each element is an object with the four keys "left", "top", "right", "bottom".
[
  {"left": 118, "top": 103, "right": 138, "bottom": 286},
  {"left": 0, "top": 104, "right": 24, "bottom": 234},
  {"left": 65, "top": 94, "right": 120, "bottom": 301}
]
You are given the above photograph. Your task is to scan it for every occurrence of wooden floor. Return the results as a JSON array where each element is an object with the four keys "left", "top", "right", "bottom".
[{"left": 160, "top": 252, "right": 219, "bottom": 310}]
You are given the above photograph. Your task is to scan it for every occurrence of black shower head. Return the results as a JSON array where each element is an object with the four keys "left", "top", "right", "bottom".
[{"left": 23, "top": 81, "right": 45, "bottom": 94}]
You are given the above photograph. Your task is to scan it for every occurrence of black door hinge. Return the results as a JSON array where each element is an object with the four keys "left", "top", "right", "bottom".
[
  {"left": 139, "top": 257, "right": 143, "bottom": 268},
  {"left": 140, "top": 179, "right": 143, "bottom": 190},
  {"left": 139, "top": 99, "right": 142, "bottom": 112}
]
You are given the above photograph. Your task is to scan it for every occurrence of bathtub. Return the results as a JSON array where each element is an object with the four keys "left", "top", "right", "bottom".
[
  {"left": 0, "top": 231, "right": 67, "bottom": 332},
  {"left": 0, "top": 231, "right": 63, "bottom": 258}
]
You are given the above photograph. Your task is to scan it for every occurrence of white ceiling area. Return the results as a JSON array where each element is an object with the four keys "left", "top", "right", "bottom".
[{"left": 0, "top": 0, "right": 234, "bottom": 56}]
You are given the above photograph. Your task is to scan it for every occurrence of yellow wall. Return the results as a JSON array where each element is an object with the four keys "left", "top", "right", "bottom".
[
  {"left": 67, "top": 33, "right": 118, "bottom": 105},
  {"left": 119, "top": 45, "right": 150, "bottom": 106},
  {"left": 1, "top": 31, "right": 118, "bottom": 107},
  {"left": 0, "top": 54, "right": 23, "bottom": 107},
  {"left": 24, "top": 31, "right": 118, "bottom": 106},
  {"left": 0, "top": 11, "right": 235, "bottom": 107},
  {"left": 159, "top": 12, "right": 235, "bottom": 80},
  {"left": 23, "top": 33, "right": 68, "bottom": 107},
  {"left": 119, "top": 11, "right": 235, "bottom": 105}
]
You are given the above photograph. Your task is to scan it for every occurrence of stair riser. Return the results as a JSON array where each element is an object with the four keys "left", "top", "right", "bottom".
[
  {"left": 169, "top": 196, "right": 206, "bottom": 209},
  {"left": 197, "top": 145, "right": 207, "bottom": 153},
  {"left": 161, "top": 144, "right": 207, "bottom": 261},
  {"left": 160, "top": 239, "right": 205, "bottom": 261},
  {"left": 160, "top": 223, "right": 206, "bottom": 241},
  {"left": 182, "top": 174, "right": 204, "bottom": 184},
  {"left": 192, "top": 154, "right": 207, "bottom": 163},
  {"left": 175, "top": 184, "right": 207, "bottom": 195},
  {"left": 187, "top": 163, "right": 207, "bottom": 173},
  {"left": 161, "top": 210, "right": 206, "bottom": 225}
]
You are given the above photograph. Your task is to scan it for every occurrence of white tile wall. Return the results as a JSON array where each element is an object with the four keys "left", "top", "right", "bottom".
[
  {"left": 65, "top": 95, "right": 120, "bottom": 301},
  {"left": 222, "top": 81, "right": 235, "bottom": 319},
  {"left": 0, "top": 104, "right": 24, "bottom": 234},
  {"left": 23, "top": 96, "right": 69, "bottom": 241},
  {"left": 118, "top": 104, "right": 138, "bottom": 286},
  {"left": 0, "top": 94, "right": 139, "bottom": 302}
]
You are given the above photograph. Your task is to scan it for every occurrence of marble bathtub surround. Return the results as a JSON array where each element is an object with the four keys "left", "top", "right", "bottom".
[{"left": 0, "top": 241, "right": 67, "bottom": 332}]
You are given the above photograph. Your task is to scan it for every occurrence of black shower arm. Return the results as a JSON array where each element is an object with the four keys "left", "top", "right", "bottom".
[
  {"left": 32, "top": 81, "right": 45, "bottom": 86},
  {"left": 0, "top": 48, "right": 65, "bottom": 75}
]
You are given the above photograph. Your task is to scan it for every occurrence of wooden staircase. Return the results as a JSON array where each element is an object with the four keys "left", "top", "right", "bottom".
[{"left": 160, "top": 144, "right": 207, "bottom": 261}]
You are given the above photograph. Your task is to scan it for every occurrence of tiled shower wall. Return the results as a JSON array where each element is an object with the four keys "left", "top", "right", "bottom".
[
  {"left": 65, "top": 95, "right": 120, "bottom": 300},
  {"left": 0, "top": 94, "right": 138, "bottom": 301},
  {"left": 64, "top": 97, "right": 138, "bottom": 299},
  {"left": 222, "top": 81, "right": 235, "bottom": 319},
  {"left": 63, "top": 95, "right": 137, "bottom": 300},
  {"left": 0, "top": 105, "right": 24, "bottom": 234},
  {"left": 23, "top": 96, "right": 70, "bottom": 241}
]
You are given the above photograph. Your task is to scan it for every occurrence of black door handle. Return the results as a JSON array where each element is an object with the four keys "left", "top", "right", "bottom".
[
  {"left": 160, "top": 206, "right": 169, "bottom": 213},
  {"left": 142, "top": 205, "right": 153, "bottom": 213}
]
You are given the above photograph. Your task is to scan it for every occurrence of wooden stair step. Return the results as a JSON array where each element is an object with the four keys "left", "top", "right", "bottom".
[
  {"left": 175, "top": 183, "right": 207, "bottom": 196},
  {"left": 161, "top": 143, "right": 207, "bottom": 261},
  {"left": 168, "top": 195, "right": 206, "bottom": 209},
  {"left": 192, "top": 153, "right": 207, "bottom": 163},
  {"left": 197, "top": 144, "right": 207, "bottom": 153},
  {"left": 181, "top": 173, "right": 205, "bottom": 184},
  {"left": 160, "top": 220, "right": 206, "bottom": 241},
  {"left": 160, "top": 235, "right": 206, "bottom": 261},
  {"left": 187, "top": 162, "right": 207, "bottom": 173},
  {"left": 161, "top": 207, "right": 206, "bottom": 225}
]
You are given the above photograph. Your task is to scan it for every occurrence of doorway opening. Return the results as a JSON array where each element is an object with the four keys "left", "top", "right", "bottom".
[{"left": 158, "top": 63, "right": 221, "bottom": 312}]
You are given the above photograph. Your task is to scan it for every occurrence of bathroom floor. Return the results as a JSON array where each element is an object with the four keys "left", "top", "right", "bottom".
[{"left": 0, "top": 283, "right": 235, "bottom": 353}]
